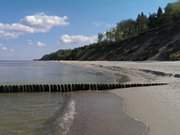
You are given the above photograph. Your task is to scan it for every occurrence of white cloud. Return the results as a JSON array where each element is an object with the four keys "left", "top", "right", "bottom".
[
  {"left": 0, "top": 46, "right": 14, "bottom": 52},
  {"left": 27, "top": 40, "right": 47, "bottom": 48},
  {"left": 21, "top": 13, "right": 69, "bottom": 32},
  {"left": 60, "top": 34, "right": 97, "bottom": 45},
  {"left": 1, "top": 46, "right": 8, "bottom": 51},
  {"left": 36, "top": 41, "right": 46, "bottom": 48},
  {"left": 0, "top": 13, "right": 69, "bottom": 38}
]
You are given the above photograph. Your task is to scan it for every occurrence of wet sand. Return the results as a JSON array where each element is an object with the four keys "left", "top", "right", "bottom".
[
  {"left": 62, "top": 61, "right": 180, "bottom": 135},
  {"left": 68, "top": 92, "right": 148, "bottom": 135}
]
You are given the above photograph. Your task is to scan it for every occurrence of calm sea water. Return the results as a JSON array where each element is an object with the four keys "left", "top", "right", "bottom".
[
  {"left": 0, "top": 61, "right": 117, "bottom": 84},
  {"left": 0, "top": 61, "right": 120, "bottom": 135},
  {"left": 0, "top": 93, "right": 68, "bottom": 135}
]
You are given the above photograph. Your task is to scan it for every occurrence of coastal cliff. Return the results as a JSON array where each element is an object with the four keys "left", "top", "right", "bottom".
[{"left": 41, "top": 2, "right": 180, "bottom": 61}]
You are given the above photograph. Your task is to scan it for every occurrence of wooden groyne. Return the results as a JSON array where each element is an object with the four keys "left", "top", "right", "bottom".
[{"left": 0, "top": 83, "right": 168, "bottom": 93}]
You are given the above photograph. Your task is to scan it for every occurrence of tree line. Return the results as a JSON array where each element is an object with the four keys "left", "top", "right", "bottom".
[{"left": 98, "top": 2, "right": 180, "bottom": 43}]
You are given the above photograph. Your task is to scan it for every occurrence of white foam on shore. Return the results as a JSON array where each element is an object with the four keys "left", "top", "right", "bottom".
[{"left": 59, "top": 100, "right": 77, "bottom": 135}]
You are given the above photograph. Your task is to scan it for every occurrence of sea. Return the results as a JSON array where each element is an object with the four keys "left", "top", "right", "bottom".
[{"left": 0, "top": 61, "right": 142, "bottom": 135}]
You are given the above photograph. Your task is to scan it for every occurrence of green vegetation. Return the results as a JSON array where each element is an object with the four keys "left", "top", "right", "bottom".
[
  {"left": 98, "top": 2, "right": 180, "bottom": 43},
  {"left": 169, "top": 51, "right": 180, "bottom": 60},
  {"left": 41, "top": 2, "right": 180, "bottom": 61}
]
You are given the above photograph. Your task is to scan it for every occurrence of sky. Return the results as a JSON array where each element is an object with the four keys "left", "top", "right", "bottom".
[{"left": 0, "top": 0, "right": 176, "bottom": 60}]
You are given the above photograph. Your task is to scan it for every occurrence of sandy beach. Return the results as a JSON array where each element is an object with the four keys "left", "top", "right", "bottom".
[
  {"left": 67, "top": 92, "right": 148, "bottom": 135},
  {"left": 61, "top": 61, "right": 180, "bottom": 135}
]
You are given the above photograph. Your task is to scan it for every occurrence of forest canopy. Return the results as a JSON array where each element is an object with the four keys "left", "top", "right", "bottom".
[{"left": 97, "top": 2, "right": 180, "bottom": 43}]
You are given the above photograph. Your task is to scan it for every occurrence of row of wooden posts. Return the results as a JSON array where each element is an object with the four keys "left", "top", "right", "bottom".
[{"left": 0, "top": 83, "right": 168, "bottom": 93}]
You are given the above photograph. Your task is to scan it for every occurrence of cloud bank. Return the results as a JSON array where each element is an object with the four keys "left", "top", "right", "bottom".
[
  {"left": 0, "top": 13, "right": 69, "bottom": 38},
  {"left": 60, "top": 34, "right": 97, "bottom": 45}
]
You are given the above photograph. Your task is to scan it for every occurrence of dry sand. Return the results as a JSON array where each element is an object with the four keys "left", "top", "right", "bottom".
[{"left": 61, "top": 61, "right": 180, "bottom": 135}]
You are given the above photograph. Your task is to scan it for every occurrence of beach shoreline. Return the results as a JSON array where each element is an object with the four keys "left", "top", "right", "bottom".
[
  {"left": 67, "top": 91, "right": 149, "bottom": 135},
  {"left": 61, "top": 61, "right": 180, "bottom": 135}
]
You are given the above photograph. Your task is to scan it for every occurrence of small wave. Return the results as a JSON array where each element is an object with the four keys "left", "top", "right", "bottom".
[
  {"left": 59, "top": 100, "right": 76, "bottom": 135},
  {"left": 42, "top": 99, "right": 76, "bottom": 135}
]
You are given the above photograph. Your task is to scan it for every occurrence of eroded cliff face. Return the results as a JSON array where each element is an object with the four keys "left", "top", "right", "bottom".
[{"left": 41, "top": 20, "right": 180, "bottom": 61}]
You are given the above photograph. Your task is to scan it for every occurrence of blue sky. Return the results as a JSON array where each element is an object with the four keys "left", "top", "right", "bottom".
[{"left": 0, "top": 0, "right": 176, "bottom": 60}]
